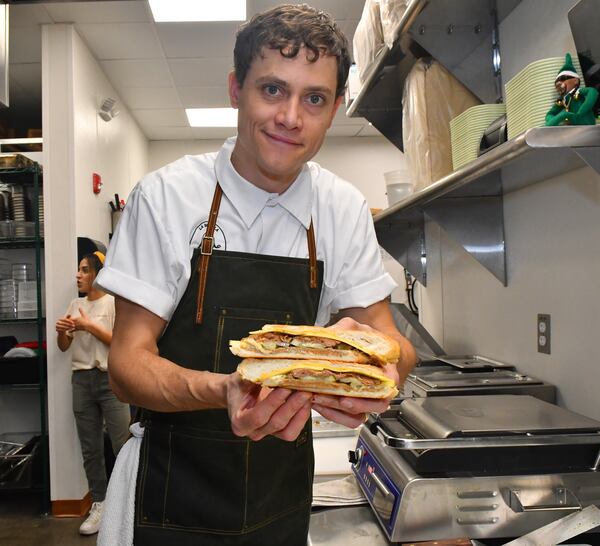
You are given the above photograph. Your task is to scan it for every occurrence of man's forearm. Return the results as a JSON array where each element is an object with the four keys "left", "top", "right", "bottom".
[
  {"left": 388, "top": 331, "right": 417, "bottom": 384},
  {"left": 335, "top": 300, "right": 418, "bottom": 383},
  {"left": 108, "top": 347, "right": 229, "bottom": 412}
]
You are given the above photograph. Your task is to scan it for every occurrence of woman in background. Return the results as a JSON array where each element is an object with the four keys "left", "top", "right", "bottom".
[{"left": 55, "top": 252, "right": 130, "bottom": 536}]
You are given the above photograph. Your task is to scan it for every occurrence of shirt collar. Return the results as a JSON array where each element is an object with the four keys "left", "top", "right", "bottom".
[{"left": 215, "top": 137, "right": 313, "bottom": 229}]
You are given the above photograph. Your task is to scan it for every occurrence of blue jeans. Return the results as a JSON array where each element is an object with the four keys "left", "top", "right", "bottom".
[{"left": 72, "top": 368, "right": 130, "bottom": 502}]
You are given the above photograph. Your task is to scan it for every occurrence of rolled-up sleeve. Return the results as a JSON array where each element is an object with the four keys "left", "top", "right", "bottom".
[
  {"left": 326, "top": 200, "right": 396, "bottom": 315},
  {"left": 95, "top": 185, "right": 183, "bottom": 321}
]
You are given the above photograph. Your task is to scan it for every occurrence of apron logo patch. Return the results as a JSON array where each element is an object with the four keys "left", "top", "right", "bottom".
[{"left": 190, "top": 221, "right": 227, "bottom": 250}]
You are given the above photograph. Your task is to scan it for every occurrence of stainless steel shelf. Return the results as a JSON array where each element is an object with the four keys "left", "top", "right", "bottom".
[
  {"left": 0, "top": 239, "right": 44, "bottom": 249},
  {"left": 374, "top": 125, "right": 600, "bottom": 285},
  {"left": 346, "top": 0, "right": 522, "bottom": 149}
]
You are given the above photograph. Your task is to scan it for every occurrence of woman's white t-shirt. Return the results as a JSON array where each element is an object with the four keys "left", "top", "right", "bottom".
[{"left": 65, "top": 294, "right": 115, "bottom": 372}]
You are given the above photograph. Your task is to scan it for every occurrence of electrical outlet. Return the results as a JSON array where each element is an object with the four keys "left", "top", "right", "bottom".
[{"left": 537, "top": 314, "right": 551, "bottom": 354}]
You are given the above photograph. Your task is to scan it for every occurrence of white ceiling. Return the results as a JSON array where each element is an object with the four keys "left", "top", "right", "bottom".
[{"left": 9, "top": 0, "right": 380, "bottom": 141}]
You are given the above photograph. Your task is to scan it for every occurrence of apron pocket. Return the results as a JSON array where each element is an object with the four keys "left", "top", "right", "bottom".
[
  {"left": 213, "top": 306, "right": 294, "bottom": 374},
  {"left": 245, "top": 425, "right": 314, "bottom": 528},
  {"left": 139, "top": 426, "right": 249, "bottom": 533}
]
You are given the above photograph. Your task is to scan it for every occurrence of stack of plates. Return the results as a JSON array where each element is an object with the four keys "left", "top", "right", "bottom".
[
  {"left": 450, "top": 103, "right": 507, "bottom": 170},
  {"left": 0, "top": 185, "right": 11, "bottom": 221},
  {"left": 11, "top": 186, "right": 25, "bottom": 221},
  {"left": 0, "top": 279, "right": 17, "bottom": 319},
  {"left": 505, "top": 55, "right": 583, "bottom": 139},
  {"left": 38, "top": 194, "right": 44, "bottom": 237}
]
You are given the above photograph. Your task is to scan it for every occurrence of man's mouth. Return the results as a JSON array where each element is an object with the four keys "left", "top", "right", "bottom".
[{"left": 264, "top": 131, "right": 301, "bottom": 146}]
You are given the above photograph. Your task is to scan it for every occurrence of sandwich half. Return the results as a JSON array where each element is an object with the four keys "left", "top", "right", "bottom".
[
  {"left": 230, "top": 324, "right": 399, "bottom": 367},
  {"left": 237, "top": 358, "right": 399, "bottom": 399}
]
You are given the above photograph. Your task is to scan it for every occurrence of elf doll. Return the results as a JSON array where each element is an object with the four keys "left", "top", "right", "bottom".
[{"left": 545, "top": 53, "right": 598, "bottom": 126}]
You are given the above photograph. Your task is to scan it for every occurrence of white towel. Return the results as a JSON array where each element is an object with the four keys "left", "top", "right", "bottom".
[
  {"left": 312, "top": 474, "right": 367, "bottom": 507},
  {"left": 97, "top": 422, "right": 144, "bottom": 546}
]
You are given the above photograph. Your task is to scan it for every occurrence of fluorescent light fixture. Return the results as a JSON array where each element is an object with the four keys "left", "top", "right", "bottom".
[
  {"left": 186, "top": 108, "right": 238, "bottom": 127},
  {"left": 149, "top": 0, "right": 246, "bottom": 22}
]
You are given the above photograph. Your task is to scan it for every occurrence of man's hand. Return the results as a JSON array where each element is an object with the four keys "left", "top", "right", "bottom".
[
  {"left": 310, "top": 313, "right": 402, "bottom": 428},
  {"left": 226, "top": 372, "right": 312, "bottom": 442},
  {"left": 329, "top": 315, "right": 376, "bottom": 334},
  {"left": 311, "top": 361, "right": 397, "bottom": 428}
]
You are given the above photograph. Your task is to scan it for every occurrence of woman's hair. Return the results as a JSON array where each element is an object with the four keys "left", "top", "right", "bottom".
[
  {"left": 234, "top": 4, "right": 351, "bottom": 98},
  {"left": 82, "top": 252, "right": 104, "bottom": 278}
]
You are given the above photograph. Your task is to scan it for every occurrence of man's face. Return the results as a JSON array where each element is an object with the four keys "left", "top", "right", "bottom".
[
  {"left": 555, "top": 75, "right": 580, "bottom": 96},
  {"left": 229, "top": 47, "right": 342, "bottom": 191}
]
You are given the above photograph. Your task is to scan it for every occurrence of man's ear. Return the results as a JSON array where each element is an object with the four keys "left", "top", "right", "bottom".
[
  {"left": 229, "top": 71, "right": 241, "bottom": 108},
  {"left": 328, "top": 95, "right": 344, "bottom": 128}
]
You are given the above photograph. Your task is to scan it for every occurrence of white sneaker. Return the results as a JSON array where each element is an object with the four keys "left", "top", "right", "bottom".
[{"left": 79, "top": 501, "right": 103, "bottom": 535}]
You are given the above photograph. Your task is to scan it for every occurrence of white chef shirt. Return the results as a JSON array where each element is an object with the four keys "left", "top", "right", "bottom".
[
  {"left": 96, "top": 137, "right": 395, "bottom": 326},
  {"left": 65, "top": 294, "right": 115, "bottom": 371}
]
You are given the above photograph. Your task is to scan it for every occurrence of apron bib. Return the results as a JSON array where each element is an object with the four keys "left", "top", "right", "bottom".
[{"left": 133, "top": 184, "right": 323, "bottom": 545}]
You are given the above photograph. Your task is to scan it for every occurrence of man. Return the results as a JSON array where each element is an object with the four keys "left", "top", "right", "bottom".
[
  {"left": 545, "top": 53, "right": 598, "bottom": 126},
  {"left": 96, "top": 5, "right": 417, "bottom": 545}
]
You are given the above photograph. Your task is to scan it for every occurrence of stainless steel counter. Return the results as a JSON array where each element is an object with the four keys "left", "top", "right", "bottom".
[{"left": 308, "top": 506, "right": 392, "bottom": 546}]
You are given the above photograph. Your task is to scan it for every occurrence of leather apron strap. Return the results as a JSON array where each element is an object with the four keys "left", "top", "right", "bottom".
[
  {"left": 307, "top": 219, "right": 318, "bottom": 289},
  {"left": 196, "top": 183, "right": 318, "bottom": 324},
  {"left": 196, "top": 184, "right": 223, "bottom": 323}
]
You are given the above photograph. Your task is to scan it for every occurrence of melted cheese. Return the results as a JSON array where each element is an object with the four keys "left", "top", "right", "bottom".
[{"left": 256, "top": 361, "right": 395, "bottom": 386}]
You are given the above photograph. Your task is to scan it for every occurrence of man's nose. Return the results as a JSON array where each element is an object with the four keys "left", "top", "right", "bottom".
[{"left": 275, "top": 98, "right": 302, "bottom": 130}]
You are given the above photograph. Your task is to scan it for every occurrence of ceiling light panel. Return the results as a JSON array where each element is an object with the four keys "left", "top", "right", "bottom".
[
  {"left": 149, "top": 0, "right": 246, "bottom": 22},
  {"left": 186, "top": 108, "right": 238, "bottom": 127}
]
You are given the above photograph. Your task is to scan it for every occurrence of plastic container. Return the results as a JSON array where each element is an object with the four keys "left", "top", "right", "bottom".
[
  {"left": 384, "top": 168, "right": 415, "bottom": 207},
  {"left": 17, "top": 281, "right": 37, "bottom": 302},
  {"left": 17, "top": 302, "right": 37, "bottom": 319},
  {"left": 12, "top": 221, "right": 35, "bottom": 238},
  {"left": 0, "top": 220, "right": 12, "bottom": 239},
  {"left": 11, "top": 263, "right": 32, "bottom": 282}
]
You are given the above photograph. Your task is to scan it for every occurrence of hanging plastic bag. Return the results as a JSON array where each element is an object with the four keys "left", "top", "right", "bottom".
[
  {"left": 402, "top": 59, "right": 481, "bottom": 191},
  {"left": 380, "top": 0, "right": 410, "bottom": 49},
  {"left": 353, "top": 0, "right": 385, "bottom": 84}
]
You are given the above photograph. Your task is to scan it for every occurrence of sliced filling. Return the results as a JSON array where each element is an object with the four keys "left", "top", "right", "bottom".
[
  {"left": 269, "top": 367, "right": 384, "bottom": 391},
  {"left": 247, "top": 332, "right": 362, "bottom": 354}
]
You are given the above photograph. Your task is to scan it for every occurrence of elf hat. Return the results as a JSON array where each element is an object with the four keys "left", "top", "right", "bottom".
[{"left": 555, "top": 53, "right": 579, "bottom": 81}]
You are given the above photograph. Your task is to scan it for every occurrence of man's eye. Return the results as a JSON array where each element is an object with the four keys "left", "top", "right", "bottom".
[
  {"left": 307, "top": 94, "right": 324, "bottom": 106},
  {"left": 264, "top": 85, "right": 280, "bottom": 96}
]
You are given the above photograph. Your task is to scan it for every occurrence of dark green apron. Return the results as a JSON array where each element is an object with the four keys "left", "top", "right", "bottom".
[{"left": 133, "top": 183, "right": 323, "bottom": 545}]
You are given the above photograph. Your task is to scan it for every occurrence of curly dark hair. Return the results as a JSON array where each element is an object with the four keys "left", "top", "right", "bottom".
[{"left": 234, "top": 4, "right": 351, "bottom": 98}]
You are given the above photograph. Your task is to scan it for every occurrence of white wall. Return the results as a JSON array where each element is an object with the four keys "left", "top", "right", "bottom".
[
  {"left": 418, "top": 0, "right": 600, "bottom": 419},
  {"left": 312, "top": 137, "right": 406, "bottom": 210},
  {"left": 43, "top": 24, "right": 148, "bottom": 503},
  {"left": 148, "top": 139, "right": 222, "bottom": 174},
  {"left": 72, "top": 29, "right": 148, "bottom": 243}
]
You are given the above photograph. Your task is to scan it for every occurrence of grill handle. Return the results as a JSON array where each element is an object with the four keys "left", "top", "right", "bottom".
[
  {"left": 507, "top": 487, "right": 582, "bottom": 513},
  {"left": 365, "top": 415, "right": 600, "bottom": 449}
]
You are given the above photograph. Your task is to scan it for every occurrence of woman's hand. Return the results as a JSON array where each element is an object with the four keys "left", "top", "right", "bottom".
[
  {"left": 71, "top": 307, "right": 92, "bottom": 332},
  {"left": 55, "top": 315, "right": 75, "bottom": 334}
]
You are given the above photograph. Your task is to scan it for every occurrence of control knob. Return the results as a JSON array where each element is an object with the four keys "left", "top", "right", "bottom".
[{"left": 348, "top": 446, "right": 363, "bottom": 467}]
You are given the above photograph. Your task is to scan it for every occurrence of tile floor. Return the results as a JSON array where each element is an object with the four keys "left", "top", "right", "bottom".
[{"left": 0, "top": 492, "right": 96, "bottom": 546}]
